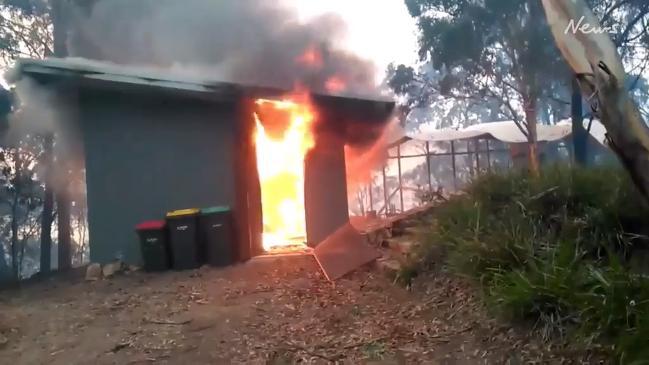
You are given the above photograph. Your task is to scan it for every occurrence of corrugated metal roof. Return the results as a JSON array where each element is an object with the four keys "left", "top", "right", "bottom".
[
  {"left": 7, "top": 58, "right": 395, "bottom": 107},
  {"left": 8, "top": 57, "right": 243, "bottom": 96}
]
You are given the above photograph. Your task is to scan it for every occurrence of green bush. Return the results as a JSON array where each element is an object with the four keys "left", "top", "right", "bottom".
[
  {"left": 576, "top": 258, "right": 649, "bottom": 363},
  {"left": 408, "top": 166, "right": 649, "bottom": 364},
  {"left": 488, "top": 239, "right": 590, "bottom": 340}
]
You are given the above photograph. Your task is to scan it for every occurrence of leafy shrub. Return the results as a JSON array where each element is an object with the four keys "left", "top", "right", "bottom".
[{"left": 407, "top": 166, "right": 649, "bottom": 364}]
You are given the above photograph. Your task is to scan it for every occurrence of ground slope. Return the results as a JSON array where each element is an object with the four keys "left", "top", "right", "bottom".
[{"left": 0, "top": 255, "right": 590, "bottom": 364}]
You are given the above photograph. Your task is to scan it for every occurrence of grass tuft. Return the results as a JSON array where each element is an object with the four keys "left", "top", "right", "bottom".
[{"left": 405, "top": 166, "right": 649, "bottom": 364}]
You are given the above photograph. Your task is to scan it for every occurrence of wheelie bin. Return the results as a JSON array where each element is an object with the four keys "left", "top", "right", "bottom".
[
  {"left": 166, "top": 208, "right": 201, "bottom": 270},
  {"left": 199, "top": 206, "right": 236, "bottom": 267},
  {"left": 135, "top": 220, "right": 170, "bottom": 272}
]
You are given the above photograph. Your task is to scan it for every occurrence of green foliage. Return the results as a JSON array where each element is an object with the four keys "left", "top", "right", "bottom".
[
  {"left": 1, "top": 0, "right": 49, "bottom": 16},
  {"left": 392, "top": 0, "right": 567, "bottom": 121},
  {"left": 488, "top": 240, "right": 590, "bottom": 340},
  {"left": 576, "top": 258, "right": 649, "bottom": 363},
  {"left": 433, "top": 194, "right": 538, "bottom": 281},
  {"left": 386, "top": 64, "right": 417, "bottom": 97},
  {"left": 461, "top": 167, "right": 649, "bottom": 258},
  {"left": 391, "top": 0, "right": 649, "bottom": 131},
  {"left": 0, "top": 0, "right": 53, "bottom": 61},
  {"left": 409, "top": 167, "right": 649, "bottom": 363}
]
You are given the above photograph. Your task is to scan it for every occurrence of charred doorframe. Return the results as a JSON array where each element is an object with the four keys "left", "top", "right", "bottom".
[
  {"left": 233, "top": 97, "right": 350, "bottom": 256},
  {"left": 234, "top": 98, "right": 264, "bottom": 261},
  {"left": 234, "top": 95, "right": 361, "bottom": 256},
  {"left": 234, "top": 93, "right": 394, "bottom": 259}
]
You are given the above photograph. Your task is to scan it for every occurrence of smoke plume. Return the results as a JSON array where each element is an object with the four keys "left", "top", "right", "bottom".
[
  {"left": 345, "top": 117, "right": 403, "bottom": 192},
  {"left": 67, "top": 0, "right": 378, "bottom": 97},
  {"left": 65, "top": 0, "right": 393, "bottom": 193}
]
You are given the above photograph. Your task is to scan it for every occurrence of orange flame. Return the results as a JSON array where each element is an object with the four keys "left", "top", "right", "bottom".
[
  {"left": 296, "top": 45, "right": 323, "bottom": 69},
  {"left": 325, "top": 76, "right": 347, "bottom": 93},
  {"left": 254, "top": 96, "right": 316, "bottom": 251}
]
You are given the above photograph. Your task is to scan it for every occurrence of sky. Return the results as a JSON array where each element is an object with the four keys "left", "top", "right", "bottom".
[{"left": 286, "top": 0, "right": 419, "bottom": 79}]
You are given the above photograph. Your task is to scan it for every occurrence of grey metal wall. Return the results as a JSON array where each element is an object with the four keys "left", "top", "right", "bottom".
[
  {"left": 78, "top": 89, "right": 237, "bottom": 264},
  {"left": 305, "top": 131, "right": 349, "bottom": 247}
]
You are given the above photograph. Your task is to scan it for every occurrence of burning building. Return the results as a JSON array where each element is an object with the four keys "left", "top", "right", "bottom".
[{"left": 10, "top": 58, "right": 394, "bottom": 265}]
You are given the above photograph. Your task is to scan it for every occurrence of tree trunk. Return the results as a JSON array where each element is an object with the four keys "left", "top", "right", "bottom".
[
  {"left": 542, "top": 0, "right": 649, "bottom": 202},
  {"left": 10, "top": 149, "right": 22, "bottom": 281},
  {"left": 524, "top": 96, "right": 540, "bottom": 177},
  {"left": 57, "top": 175, "right": 72, "bottom": 271},
  {"left": 571, "top": 77, "right": 588, "bottom": 166},
  {"left": 51, "top": 0, "right": 73, "bottom": 271},
  {"left": 0, "top": 241, "right": 11, "bottom": 283},
  {"left": 10, "top": 200, "right": 19, "bottom": 281},
  {"left": 39, "top": 134, "right": 54, "bottom": 274},
  {"left": 593, "top": 65, "right": 649, "bottom": 200}
]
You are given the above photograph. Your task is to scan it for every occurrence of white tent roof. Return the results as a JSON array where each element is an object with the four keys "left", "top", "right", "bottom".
[
  {"left": 394, "top": 119, "right": 606, "bottom": 146},
  {"left": 464, "top": 121, "right": 571, "bottom": 143}
]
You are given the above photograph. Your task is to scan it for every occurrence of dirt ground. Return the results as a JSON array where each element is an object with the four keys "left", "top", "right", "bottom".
[{"left": 0, "top": 255, "right": 597, "bottom": 364}]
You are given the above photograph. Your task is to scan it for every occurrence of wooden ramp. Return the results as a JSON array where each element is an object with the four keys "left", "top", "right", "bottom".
[{"left": 313, "top": 222, "right": 381, "bottom": 281}]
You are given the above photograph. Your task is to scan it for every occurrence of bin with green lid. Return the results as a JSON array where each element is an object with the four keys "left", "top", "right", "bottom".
[
  {"left": 135, "top": 220, "right": 170, "bottom": 272},
  {"left": 166, "top": 208, "right": 201, "bottom": 270},
  {"left": 199, "top": 206, "right": 236, "bottom": 267}
]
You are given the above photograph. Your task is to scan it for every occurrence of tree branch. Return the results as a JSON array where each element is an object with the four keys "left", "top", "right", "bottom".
[{"left": 615, "top": 7, "right": 649, "bottom": 47}]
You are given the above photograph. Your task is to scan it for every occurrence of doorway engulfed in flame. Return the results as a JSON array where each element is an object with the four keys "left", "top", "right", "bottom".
[{"left": 254, "top": 97, "right": 316, "bottom": 251}]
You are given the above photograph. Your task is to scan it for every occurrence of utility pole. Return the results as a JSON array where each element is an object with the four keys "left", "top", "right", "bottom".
[{"left": 571, "top": 76, "right": 588, "bottom": 166}]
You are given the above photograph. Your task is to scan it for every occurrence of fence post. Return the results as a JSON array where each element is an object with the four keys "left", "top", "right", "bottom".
[
  {"left": 451, "top": 141, "right": 458, "bottom": 190},
  {"left": 397, "top": 144, "right": 404, "bottom": 212},
  {"left": 486, "top": 139, "right": 492, "bottom": 173},
  {"left": 468, "top": 140, "right": 475, "bottom": 178},
  {"left": 425, "top": 141, "right": 432, "bottom": 192},
  {"left": 368, "top": 181, "right": 373, "bottom": 212},
  {"left": 382, "top": 166, "right": 388, "bottom": 215},
  {"left": 475, "top": 138, "right": 481, "bottom": 174}
]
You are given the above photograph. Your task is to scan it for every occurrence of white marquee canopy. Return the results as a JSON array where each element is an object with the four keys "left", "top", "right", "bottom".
[{"left": 391, "top": 119, "right": 607, "bottom": 147}]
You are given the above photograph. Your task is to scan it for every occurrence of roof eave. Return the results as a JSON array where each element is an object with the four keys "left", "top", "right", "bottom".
[{"left": 9, "top": 58, "right": 395, "bottom": 118}]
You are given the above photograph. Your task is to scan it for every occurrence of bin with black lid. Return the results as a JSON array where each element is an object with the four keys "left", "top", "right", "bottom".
[
  {"left": 135, "top": 220, "right": 170, "bottom": 272},
  {"left": 199, "top": 206, "right": 235, "bottom": 267},
  {"left": 166, "top": 208, "right": 201, "bottom": 270}
]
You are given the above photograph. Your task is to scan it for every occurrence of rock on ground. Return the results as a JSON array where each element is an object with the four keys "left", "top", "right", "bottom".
[{"left": 85, "top": 263, "right": 102, "bottom": 281}]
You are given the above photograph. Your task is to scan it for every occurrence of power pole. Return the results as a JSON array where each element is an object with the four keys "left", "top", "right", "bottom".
[{"left": 571, "top": 77, "right": 588, "bottom": 166}]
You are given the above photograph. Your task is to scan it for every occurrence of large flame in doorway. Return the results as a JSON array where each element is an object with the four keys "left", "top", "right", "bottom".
[{"left": 254, "top": 97, "right": 316, "bottom": 251}]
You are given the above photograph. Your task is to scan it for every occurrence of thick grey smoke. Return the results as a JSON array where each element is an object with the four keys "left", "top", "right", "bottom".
[
  {"left": 65, "top": 0, "right": 393, "bottom": 197},
  {"left": 67, "top": 0, "right": 378, "bottom": 96}
]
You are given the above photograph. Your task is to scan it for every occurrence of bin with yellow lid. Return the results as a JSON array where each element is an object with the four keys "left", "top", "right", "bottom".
[{"left": 166, "top": 208, "right": 202, "bottom": 270}]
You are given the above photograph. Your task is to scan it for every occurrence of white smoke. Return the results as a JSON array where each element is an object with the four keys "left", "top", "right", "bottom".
[{"left": 8, "top": 78, "right": 60, "bottom": 141}]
